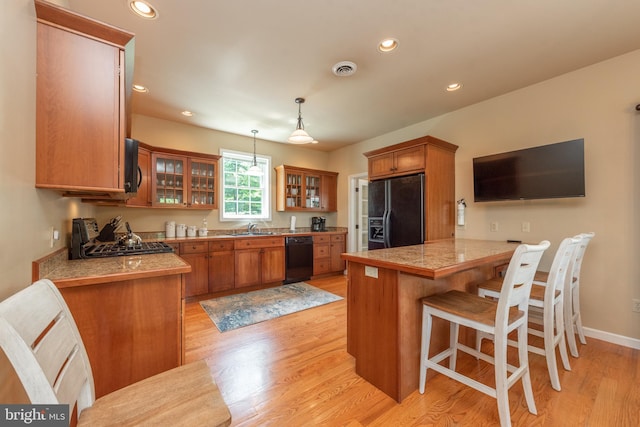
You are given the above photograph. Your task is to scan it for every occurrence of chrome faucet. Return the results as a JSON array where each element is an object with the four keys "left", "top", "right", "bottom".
[{"left": 247, "top": 222, "right": 257, "bottom": 233}]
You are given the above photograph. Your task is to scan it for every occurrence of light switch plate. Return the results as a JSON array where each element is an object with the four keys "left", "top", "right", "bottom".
[{"left": 365, "top": 266, "right": 378, "bottom": 278}]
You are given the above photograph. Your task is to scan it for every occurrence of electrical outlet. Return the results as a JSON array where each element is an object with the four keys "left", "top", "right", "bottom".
[
  {"left": 49, "top": 226, "right": 55, "bottom": 248},
  {"left": 633, "top": 299, "right": 640, "bottom": 313},
  {"left": 521, "top": 221, "right": 530, "bottom": 232},
  {"left": 490, "top": 222, "right": 499, "bottom": 232}
]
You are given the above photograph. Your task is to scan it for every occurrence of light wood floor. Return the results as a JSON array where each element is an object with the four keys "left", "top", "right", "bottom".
[{"left": 185, "top": 275, "right": 640, "bottom": 426}]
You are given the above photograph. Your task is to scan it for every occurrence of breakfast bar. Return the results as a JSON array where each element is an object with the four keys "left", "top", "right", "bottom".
[{"left": 341, "top": 239, "right": 519, "bottom": 402}]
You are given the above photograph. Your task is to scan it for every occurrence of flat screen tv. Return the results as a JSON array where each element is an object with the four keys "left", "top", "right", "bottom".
[{"left": 473, "top": 138, "right": 585, "bottom": 202}]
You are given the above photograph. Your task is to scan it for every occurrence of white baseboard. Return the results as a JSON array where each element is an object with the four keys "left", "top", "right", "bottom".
[{"left": 583, "top": 327, "right": 640, "bottom": 350}]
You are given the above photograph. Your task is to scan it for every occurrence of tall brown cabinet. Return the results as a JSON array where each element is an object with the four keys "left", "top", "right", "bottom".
[
  {"left": 363, "top": 135, "right": 458, "bottom": 241},
  {"left": 35, "top": 0, "right": 135, "bottom": 198}
]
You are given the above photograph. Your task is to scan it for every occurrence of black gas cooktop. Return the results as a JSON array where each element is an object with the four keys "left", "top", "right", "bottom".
[{"left": 83, "top": 241, "right": 174, "bottom": 258}]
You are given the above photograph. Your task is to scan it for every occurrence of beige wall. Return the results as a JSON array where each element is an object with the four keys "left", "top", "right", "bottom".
[
  {"left": 329, "top": 49, "right": 640, "bottom": 340},
  {"left": 1, "top": 0, "right": 92, "bottom": 301}
]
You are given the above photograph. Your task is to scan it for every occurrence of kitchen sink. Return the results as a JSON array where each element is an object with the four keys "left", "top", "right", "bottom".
[{"left": 225, "top": 231, "right": 279, "bottom": 236}]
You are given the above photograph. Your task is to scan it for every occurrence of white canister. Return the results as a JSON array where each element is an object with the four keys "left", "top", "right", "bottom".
[
  {"left": 198, "top": 228, "right": 208, "bottom": 237},
  {"left": 187, "top": 225, "right": 197, "bottom": 237},
  {"left": 165, "top": 221, "right": 176, "bottom": 238},
  {"left": 176, "top": 223, "right": 186, "bottom": 238}
]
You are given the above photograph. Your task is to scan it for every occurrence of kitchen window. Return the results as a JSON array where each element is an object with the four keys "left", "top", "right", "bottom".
[{"left": 220, "top": 149, "right": 271, "bottom": 221}]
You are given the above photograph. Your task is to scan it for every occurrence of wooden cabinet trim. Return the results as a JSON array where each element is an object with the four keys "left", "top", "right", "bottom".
[
  {"left": 35, "top": 0, "right": 134, "bottom": 48},
  {"left": 363, "top": 135, "right": 458, "bottom": 158}
]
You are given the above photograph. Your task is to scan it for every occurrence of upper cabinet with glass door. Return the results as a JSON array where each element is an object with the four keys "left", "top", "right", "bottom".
[
  {"left": 151, "top": 150, "right": 219, "bottom": 209},
  {"left": 275, "top": 165, "right": 338, "bottom": 212}
]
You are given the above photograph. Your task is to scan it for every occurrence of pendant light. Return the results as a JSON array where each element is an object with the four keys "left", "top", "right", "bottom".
[
  {"left": 248, "top": 130, "right": 262, "bottom": 175},
  {"left": 287, "top": 98, "right": 317, "bottom": 144}
]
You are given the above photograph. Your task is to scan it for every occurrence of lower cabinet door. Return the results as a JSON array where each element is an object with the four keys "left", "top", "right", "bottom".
[
  {"left": 209, "top": 251, "right": 235, "bottom": 292},
  {"left": 261, "top": 247, "right": 285, "bottom": 283},
  {"left": 235, "top": 249, "right": 261, "bottom": 288},
  {"left": 181, "top": 252, "right": 209, "bottom": 297}
]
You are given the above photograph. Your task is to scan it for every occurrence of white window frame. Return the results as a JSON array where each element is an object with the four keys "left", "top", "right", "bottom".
[{"left": 219, "top": 149, "right": 271, "bottom": 222}]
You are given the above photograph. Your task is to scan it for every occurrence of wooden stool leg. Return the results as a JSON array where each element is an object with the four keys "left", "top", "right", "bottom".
[
  {"left": 494, "top": 331, "right": 512, "bottom": 427},
  {"left": 543, "top": 307, "right": 561, "bottom": 391},
  {"left": 565, "top": 288, "right": 580, "bottom": 358},
  {"left": 449, "top": 322, "right": 459, "bottom": 371},
  {"left": 419, "top": 308, "right": 433, "bottom": 394},
  {"left": 573, "top": 286, "right": 587, "bottom": 345},
  {"left": 518, "top": 323, "right": 537, "bottom": 416},
  {"left": 556, "top": 299, "right": 571, "bottom": 372}
]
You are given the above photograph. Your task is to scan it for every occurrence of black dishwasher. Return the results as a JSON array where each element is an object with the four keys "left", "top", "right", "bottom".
[{"left": 284, "top": 236, "right": 314, "bottom": 284}]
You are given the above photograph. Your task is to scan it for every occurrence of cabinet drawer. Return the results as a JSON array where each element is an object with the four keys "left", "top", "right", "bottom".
[
  {"left": 314, "top": 260, "right": 331, "bottom": 275},
  {"left": 180, "top": 241, "right": 208, "bottom": 254},
  {"left": 166, "top": 243, "right": 180, "bottom": 255},
  {"left": 331, "top": 234, "right": 345, "bottom": 243},
  {"left": 234, "top": 237, "right": 284, "bottom": 249},
  {"left": 209, "top": 240, "right": 234, "bottom": 252},
  {"left": 314, "top": 235, "right": 330, "bottom": 244},
  {"left": 314, "top": 244, "right": 330, "bottom": 258}
]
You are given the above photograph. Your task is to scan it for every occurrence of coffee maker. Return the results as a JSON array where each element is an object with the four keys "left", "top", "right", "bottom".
[{"left": 311, "top": 216, "right": 326, "bottom": 232}]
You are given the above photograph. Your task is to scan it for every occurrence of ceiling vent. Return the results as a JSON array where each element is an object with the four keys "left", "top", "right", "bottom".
[{"left": 332, "top": 61, "right": 357, "bottom": 77}]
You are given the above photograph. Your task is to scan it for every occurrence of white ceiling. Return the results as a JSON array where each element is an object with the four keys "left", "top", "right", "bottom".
[{"left": 66, "top": 0, "right": 640, "bottom": 152}]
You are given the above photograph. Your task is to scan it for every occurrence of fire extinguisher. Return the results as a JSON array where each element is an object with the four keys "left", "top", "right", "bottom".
[{"left": 457, "top": 198, "right": 466, "bottom": 226}]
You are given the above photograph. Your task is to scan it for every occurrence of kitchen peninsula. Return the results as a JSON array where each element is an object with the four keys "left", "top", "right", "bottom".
[
  {"left": 32, "top": 250, "right": 191, "bottom": 398},
  {"left": 341, "top": 239, "right": 519, "bottom": 402}
]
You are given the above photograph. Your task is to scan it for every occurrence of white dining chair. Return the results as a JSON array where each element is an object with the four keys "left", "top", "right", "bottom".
[
  {"left": 477, "top": 236, "right": 580, "bottom": 391},
  {"left": 0, "top": 279, "right": 232, "bottom": 427},
  {"left": 564, "top": 232, "right": 595, "bottom": 357},
  {"left": 419, "top": 241, "right": 550, "bottom": 427}
]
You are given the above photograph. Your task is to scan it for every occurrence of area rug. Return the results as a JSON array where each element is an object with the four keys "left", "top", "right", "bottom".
[{"left": 200, "top": 282, "right": 343, "bottom": 332}]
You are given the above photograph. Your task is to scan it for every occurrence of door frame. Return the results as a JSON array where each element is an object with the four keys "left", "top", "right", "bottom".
[{"left": 347, "top": 172, "right": 369, "bottom": 253}]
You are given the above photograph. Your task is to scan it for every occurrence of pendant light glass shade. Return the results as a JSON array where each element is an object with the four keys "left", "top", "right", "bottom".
[
  {"left": 287, "top": 98, "right": 316, "bottom": 144},
  {"left": 248, "top": 130, "right": 262, "bottom": 174}
]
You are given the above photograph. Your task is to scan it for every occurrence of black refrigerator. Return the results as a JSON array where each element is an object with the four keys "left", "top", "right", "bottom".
[{"left": 368, "top": 173, "right": 424, "bottom": 249}]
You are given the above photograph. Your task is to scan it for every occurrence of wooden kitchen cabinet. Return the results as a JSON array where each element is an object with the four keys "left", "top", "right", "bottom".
[
  {"left": 57, "top": 274, "right": 184, "bottom": 398},
  {"left": 330, "top": 233, "right": 346, "bottom": 272},
  {"left": 367, "top": 145, "right": 425, "bottom": 180},
  {"left": 275, "top": 165, "right": 338, "bottom": 212},
  {"left": 35, "top": 0, "right": 134, "bottom": 197},
  {"left": 364, "top": 135, "right": 459, "bottom": 241},
  {"left": 234, "top": 237, "right": 285, "bottom": 288},
  {"left": 209, "top": 241, "right": 235, "bottom": 293},
  {"left": 180, "top": 242, "right": 210, "bottom": 297},
  {"left": 151, "top": 151, "right": 219, "bottom": 209},
  {"left": 313, "top": 232, "right": 347, "bottom": 276},
  {"left": 313, "top": 235, "right": 331, "bottom": 275}
]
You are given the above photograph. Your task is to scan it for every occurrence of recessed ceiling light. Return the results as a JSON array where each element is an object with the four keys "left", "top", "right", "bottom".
[
  {"left": 446, "top": 83, "right": 463, "bottom": 92},
  {"left": 132, "top": 84, "right": 148, "bottom": 93},
  {"left": 181, "top": 111, "right": 193, "bottom": 117},
  {"left": 128, "top": 0, "right": 158, "bottom": 19},
  {"left": 378, "top": 38, "right": 399, "bottom": 53}
]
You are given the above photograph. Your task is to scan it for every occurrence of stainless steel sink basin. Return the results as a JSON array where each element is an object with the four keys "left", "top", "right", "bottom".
[{"left": 225, "top": 231, "right": 279, "bottom": 236}]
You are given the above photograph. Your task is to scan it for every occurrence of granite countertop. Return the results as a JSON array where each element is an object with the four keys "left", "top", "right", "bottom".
[
  {"left": 36, "top": 251, "right": 191, "bottom": 288},
  {"left": 34, "top": 228, "right": 347, "bottom": 287},
  {"left": 341, "top": 239, "right": 520, "bottom": 279}
]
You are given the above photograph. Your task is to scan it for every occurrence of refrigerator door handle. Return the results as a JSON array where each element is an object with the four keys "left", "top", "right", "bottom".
[{"left": 383, "top": 209, "right": 391, "bottom": 248}]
